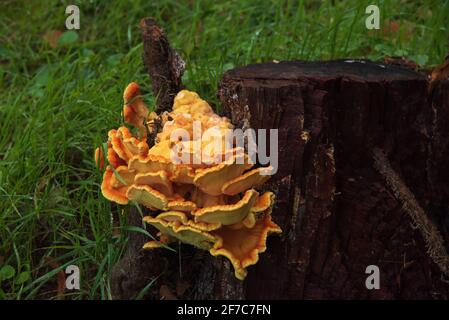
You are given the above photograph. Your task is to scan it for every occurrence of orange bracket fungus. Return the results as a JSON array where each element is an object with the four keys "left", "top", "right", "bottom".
[{"left": 97, "top": 82, "right": 281, "bottom": 280}]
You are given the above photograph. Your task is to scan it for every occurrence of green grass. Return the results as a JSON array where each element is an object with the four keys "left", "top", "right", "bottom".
[{"left": 0, "top": 0, "right": 447, "bottom": 299}]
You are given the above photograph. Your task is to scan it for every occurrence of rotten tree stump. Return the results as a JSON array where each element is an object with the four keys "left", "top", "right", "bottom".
[
  {"left": 111, "top": 19, "right": 449, "bottom": 300},
  {"left": 217, "top": 60, "right": 449, "bottom": 299}
]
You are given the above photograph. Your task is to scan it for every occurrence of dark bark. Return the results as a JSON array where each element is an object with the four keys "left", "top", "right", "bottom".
[
  {"left": 429, "top": 79, "right": 449, "bottom": 250},
  {"left": 110, "top": 207, "right": 167, "bottom": 299},
  {"left": 217, "top": 60, "right": 449, "bottom": 299},
  {"left": 140, "top": 18, "right": 185, "bottom": 112}
]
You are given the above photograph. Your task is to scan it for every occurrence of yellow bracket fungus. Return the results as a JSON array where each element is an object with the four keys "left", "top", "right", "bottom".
[
  {"left": 193, "top": 189, "right": 259, "bottom": 225},
  {"left": 97, "top": 83, "right": 281, "bottom": 280}
]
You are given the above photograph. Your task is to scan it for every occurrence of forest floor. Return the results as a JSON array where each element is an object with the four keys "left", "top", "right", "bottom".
[{"left": 0, "top": 0, "right": 448, "bottom": 299}]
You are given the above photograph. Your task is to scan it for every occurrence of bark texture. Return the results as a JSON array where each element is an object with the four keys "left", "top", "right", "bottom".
[
  {"left": 429, "top": 79, "right": 449, "bottom": 254},
  {"left": 140, "top": 17, "right": 185, "bottom": 112},
  {"left": 216, "top": 60, "right": 449, "bottom": 299}
]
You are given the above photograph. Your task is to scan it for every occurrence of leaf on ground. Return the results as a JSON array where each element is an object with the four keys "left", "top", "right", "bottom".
[
  {"left": 382, "top": 20, "right": 399, "bottom": 35},
  {"left": 16, "top": 271, "right": 31, "bottom": 284},
  {"left": 44, "top": 257, "right": 66, "bottom": 300},
  {"left": 0, "top": 265, "right": 16, "bottom": 280},
  {"left": 57, "top": 31, "right": 79, "bottom": 46},
  {"left": 43, "top": 30, "right": 63, "bottom": 48}
]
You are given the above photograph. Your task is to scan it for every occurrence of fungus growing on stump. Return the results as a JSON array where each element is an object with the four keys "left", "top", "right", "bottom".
[{"left": 97, "top": 83, "right": 281, "bottom": 280}]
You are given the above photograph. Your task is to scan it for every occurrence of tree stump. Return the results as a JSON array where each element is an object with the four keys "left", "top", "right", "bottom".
[
  {"left": 216, "top": 60, "right": 449, "bottom": 299},
  {"left": 111, "top": 19, "right": 449, "bottom": 299}
]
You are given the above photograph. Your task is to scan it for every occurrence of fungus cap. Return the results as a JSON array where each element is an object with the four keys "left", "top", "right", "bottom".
[
  {"left": 210, "top": 214, "right": 282, "bottom": 280},
  {"left": 222, "top": 167, "right": 273, "bottom": 196},
  {"left": 123, "top": 82, "right": 149, "bottom": 136},
  {"left": 134, "top": 170, "right": 173, "bottom": 196},
  {"left": 110, "top": 166, "right": 136, "bottom": 188},
  {"left": 94, "top": 147, "right": 105, "bottom": 170},
  {"left": 126, "top": 185, "right": 168, "bottom": 210},
  {"left": 251, "top": 191, "right": 275, "bottom": 213},
  {"left": 193, "top": 189, "right": 259, "bottom": 225},
  {"left": 143, "top": 213, "right": 217, "bottom": 250},
  {"left": 193, "top": 153, "right": 253, "bottom": 196},
  {"left": 101, "top": 166, "right": 129, "bottom": 205}
]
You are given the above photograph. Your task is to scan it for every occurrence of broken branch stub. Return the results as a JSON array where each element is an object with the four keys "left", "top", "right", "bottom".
[{"left": 140, "top": 18, "right": 186, "bottom": 113}]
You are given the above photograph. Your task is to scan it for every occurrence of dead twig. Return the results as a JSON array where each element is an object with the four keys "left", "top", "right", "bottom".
[{"left": 373, "top": 147, "right": 449, "bottom": 277}]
